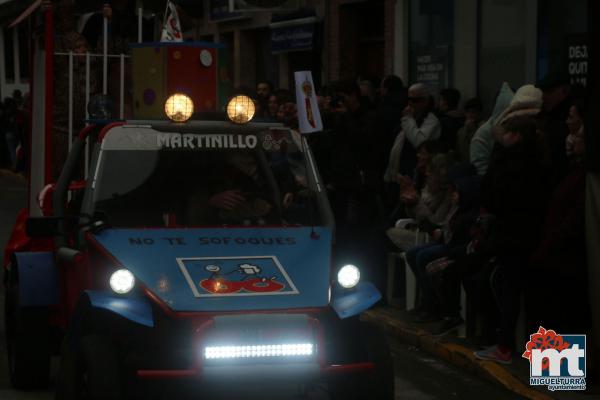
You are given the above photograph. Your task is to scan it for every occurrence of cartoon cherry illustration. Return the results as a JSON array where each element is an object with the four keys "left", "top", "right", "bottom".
[
  {"left": 237, "top": 263, "right": 284, "bottom": 293},
  {"left": 199, "top": 263, "right": 284, "bottom": 294},
  {"left": 200, "top": 265, "right": 242, "bottom": 294}
]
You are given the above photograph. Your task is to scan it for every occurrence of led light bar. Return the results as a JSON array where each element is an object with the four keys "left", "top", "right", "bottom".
[{"left": 204, "top": 343, "right": 314, "bottom": 360}]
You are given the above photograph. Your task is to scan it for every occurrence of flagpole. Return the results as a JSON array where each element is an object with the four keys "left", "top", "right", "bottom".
[
  {"left": 138, "top": 4, "right": 143, "bottom": 43},
  {"left": 162, "top": 0, "right": 170, "bottom": 35}
]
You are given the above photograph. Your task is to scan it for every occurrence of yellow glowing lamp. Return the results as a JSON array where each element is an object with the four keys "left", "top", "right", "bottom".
[
  {"left": 164, "top": 93, "right": 194, "bottom": 122},
  {"left": 227, "top": 95, "right": 256, "bottom": 124}
]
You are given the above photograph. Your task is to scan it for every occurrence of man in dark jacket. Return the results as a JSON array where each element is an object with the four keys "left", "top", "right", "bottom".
[
  {"left": 326, "top": 79, "right": 385, "bottom": 292},
  {"left": 378, "top": 75, "right": 408, "bottom": 153},
  {"left": 536, "top": 72, "right": 573, "bottom": 186},
  {"left": 474, "top": 115, "right": 552, "bottom": 364},
  {"left": 437, "top": 88, "right": 465, "bottom": 150},
  {"left": 529, "top": 103, "right": 589, "bottom": 333}
]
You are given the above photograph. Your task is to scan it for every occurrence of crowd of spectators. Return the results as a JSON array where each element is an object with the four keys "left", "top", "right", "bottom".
[
  {"left": 0, "top": 90, "right": 28, "bottom": 173},
  {"left": 248, "top": 72, "right": 590, "bottom": 365}
]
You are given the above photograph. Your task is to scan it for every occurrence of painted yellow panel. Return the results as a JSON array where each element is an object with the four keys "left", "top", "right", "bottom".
[{"left": 131, "top": 46, "right": 166, "bottom": 119}]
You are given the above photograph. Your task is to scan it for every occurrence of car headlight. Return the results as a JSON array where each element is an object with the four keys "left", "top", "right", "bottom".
[
  {"left": 109, "top": 269, "right": 135, "bottom": 294},
  {"left": 337, "top": 264, "right": 360, "bottom": 289}
]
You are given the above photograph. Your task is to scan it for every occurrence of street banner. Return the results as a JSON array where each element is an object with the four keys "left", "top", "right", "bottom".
[
  {"left": 161, "top": 1, "right": 183, "bottom": 42},
  {"left": 294, "top": 71, "right": 323, "bottom": 134}
]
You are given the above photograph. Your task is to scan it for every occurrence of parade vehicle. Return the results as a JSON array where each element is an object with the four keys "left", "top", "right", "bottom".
[
  {"left": 4, "top": 93, "right": 393, "bottom": 399},
  {"left": 3, "top": 3, "right": 392, "bottom": 398}
]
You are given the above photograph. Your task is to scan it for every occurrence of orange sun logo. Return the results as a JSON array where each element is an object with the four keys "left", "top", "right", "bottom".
[{"left": 523, "top": 326, "right": 571, "bottom": 371}]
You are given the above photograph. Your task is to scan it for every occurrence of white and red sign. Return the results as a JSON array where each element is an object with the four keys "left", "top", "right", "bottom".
[
  {"left": 161, "top": 1, "right": 183, "bottom": 42},
  {"left": 294, "top": 71, "right": 323, "bottom": 134}
]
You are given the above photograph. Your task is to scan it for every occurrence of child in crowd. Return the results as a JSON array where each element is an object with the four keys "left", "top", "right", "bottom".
[
  {"left": 386, "top": 153, "right": 455, "bottom": 251},
  {"left": 403, "top": 164, "right": 480, "bottom": 326}
]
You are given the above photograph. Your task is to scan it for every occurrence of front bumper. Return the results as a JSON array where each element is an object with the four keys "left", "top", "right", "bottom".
[
  {"left": 129, "top": 312, "right": 374, "bottom": 382},
  {"left": 136, "top": 362, "right": 375, "bottom": 381}
]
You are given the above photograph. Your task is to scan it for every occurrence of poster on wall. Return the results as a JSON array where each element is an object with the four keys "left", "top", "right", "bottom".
[
  {"left": 412, "top": 46, "right": 449, "bottom": 96},
  {"left": 566, "top": 34, "right": 589, "bottom": 87}
]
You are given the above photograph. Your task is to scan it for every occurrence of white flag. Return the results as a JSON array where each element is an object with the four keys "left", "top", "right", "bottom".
[
  {"left": 294, "top": 71, "right": 323, "bottom": 134},
  {"left": 161, "top": 1, "right": 183, "bottom": 42}
]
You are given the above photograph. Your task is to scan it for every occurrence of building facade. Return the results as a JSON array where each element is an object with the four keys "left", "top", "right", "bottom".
[
  {"left": 186, "top": 0, "right": 396, "bottom": 92},
  {"left": 0, "top": 0, "right": 590, "bottom": 106},
  {"left": 392, "top": 0, "right": 589, "bottom": 110},
  {"left": 184, "top": 0, "right": 589, "bottom": 109},
  {"left": 0, "top": 1, "right": 29, "bottom": 100}
]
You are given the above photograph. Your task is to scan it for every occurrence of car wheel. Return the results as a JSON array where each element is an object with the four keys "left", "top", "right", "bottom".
[
  {"left": 55, "top": 334, "right": 124, "bottom": 400},
  {"left": 4, "top": 265, "right": 51, "bottom": 389},
  {"left": 329, "top": 321, "right": 394, "bottom": 400}
]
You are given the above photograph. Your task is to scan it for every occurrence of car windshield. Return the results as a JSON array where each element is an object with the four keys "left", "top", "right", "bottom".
[{"left": 88, "top": 126, "right": 324, "bottom": 227}]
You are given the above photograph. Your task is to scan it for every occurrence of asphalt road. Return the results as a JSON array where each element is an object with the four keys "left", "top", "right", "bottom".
[{"left": 0, "top": 173, "right": 522, "bottom": 400}]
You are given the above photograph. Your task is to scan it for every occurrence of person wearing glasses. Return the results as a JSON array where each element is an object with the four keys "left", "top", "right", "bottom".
[{"left": 384, "top": 83, "right": 441, "bottom": 184}]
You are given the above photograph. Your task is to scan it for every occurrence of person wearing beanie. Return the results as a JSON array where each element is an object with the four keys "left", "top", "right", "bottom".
[
  {"left": 494, "top": 84, "right": 543, "bottom": 127},
  {"left": 489, "top": 84, "right": 544, "bottom": 153}
]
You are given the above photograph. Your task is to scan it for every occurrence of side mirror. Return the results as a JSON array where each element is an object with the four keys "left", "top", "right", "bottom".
[
  {"left": 38, "top": 180, "right": 87, "bottom": 216},
  {"left": 26, "top": 217, "right": 59, "bottom": 237},
  {"left": 38, "top": 183, "right": 56, "bottom": 216}
]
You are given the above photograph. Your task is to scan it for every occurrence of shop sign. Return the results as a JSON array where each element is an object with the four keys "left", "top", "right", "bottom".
[
  {"left": 566, "top": 34, "right": 589, "bottom": 87},
  {"left": 270, "top": 19, "right": 315, "bottom": 54}
]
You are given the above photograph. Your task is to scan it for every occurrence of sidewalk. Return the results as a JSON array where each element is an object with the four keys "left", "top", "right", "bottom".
[{"left": 363, "top": 306, "right": 597, "bottom": 400}]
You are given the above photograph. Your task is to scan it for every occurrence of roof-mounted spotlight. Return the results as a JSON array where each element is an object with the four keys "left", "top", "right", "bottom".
[
  {"left": 227, "top": 95, "right": 255, "bottom": 124},
  {"left": 165, "top": 93, "right": 194, "bottom": 122}
]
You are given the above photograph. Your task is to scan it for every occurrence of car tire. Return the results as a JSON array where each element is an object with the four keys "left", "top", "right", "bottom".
[
  {"left": 329, "top": 321, "right": 394, "bottom": 400},
  {"left": 4, "top": 265, "right": 51, "bottom": 389},
  {"left": 55, "top": 334, "right": 124, "bottom": 400}
]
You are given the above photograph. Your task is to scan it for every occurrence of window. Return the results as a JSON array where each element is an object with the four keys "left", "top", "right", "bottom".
[
  {"left": 409, "top": 0, "right": 454, "bottom": 96},
  {"left": 477, "top": 0, "right": 536, "bottom": 113},
  {"left": 3, "top": 28, "right": 15, "bottom": 83},
  {"left": 19, "top": 24, "right": 29, "bottom": 81},
  {"left": 537, "top": 0, "right": 588, "bottom": 85}
]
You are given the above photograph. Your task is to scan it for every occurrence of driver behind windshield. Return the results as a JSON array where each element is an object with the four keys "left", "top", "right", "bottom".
[{"left": 185, "top": 150, "right": 294, "bottom": 225}]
